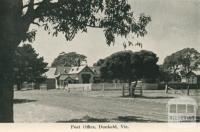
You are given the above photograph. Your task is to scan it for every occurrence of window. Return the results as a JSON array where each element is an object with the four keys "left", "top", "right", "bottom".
[
  {"left": 170, "top": 104, "right": 176, "bottom": 113},
  {"left": 177, "top": 104, "right": 186, "bottom": 113},
  {"left": 187, "top": 105, "right": 194, "bottom": 113}
]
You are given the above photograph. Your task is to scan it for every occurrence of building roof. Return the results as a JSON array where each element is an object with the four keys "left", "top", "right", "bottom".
[
  {"left": 44, "top": 68, "right": 57, "bottom": 79},
  {"left": 55, "top": 66, "right": 87, "bottom": 75},
  {"left": 90, "top": 66, "right": 101, "bottom": 75},
  {"left": 55, "top": 66, "right": 71, "bottom": 75},
  {"left": 68, "top": 65, "right": 87, "bottom": 74},
  {"left": 45, "top": 65, "right": 99, "bottom": 80},
  {"left": 185, "top": 70, "right": 200, "bottom": 77},
  {"left": 59, "top": 74, "right": 78, "bottom": 81},
  {"left": 192, "top": 70, "right": 200, "bottom": 76}
]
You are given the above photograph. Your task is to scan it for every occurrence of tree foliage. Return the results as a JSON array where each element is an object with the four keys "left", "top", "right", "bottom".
[
  {"left": 99, "top": 50, "right": 159, "bottom": 83},
  {"left": 51, "top": 52, "right": 87, "bottom": 67},
  {"left": 13, "top": 44, "right": 48, "bottom": 89},
  {"left": 93, "top": 59, "right": 105, "bottom": 66},
  {"left": 163, "top": 48, "right": 200, "bottom": 77},
  {"left": 158, "top": 65, "right": 174, "bottom": 83},
  {"left": 21, "top": 0, "right": 151, "bottom": 46}
]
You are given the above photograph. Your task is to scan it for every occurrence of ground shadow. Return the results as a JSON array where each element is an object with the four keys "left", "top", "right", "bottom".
[
  {"left": 114, "top": 116, "right": 165, "bottom": 122},
  {"left": 56, "top": 115, "right": 164, "bottom": 123},
  {"left": 14, "top": 99, "right": 37, "bottom": 104},
  {"left": 136, "top": 95, "right": 174, "bottom": 99},
  {"left": 121, "top": 95, "right": 174, "bottom": 99},
  {"left": 57, "top": 115, "right": 109, "bottom": 123}
]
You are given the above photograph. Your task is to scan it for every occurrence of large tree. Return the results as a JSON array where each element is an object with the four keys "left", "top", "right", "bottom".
[
  {"left": 99, "top": 50, "right": 159, "bottom": 95},
  {"left": 52, "top": 52, "right": 87, "bottom": 67},
  {"left": 163, "top": 48, "right": 200, "bottom": 80},
  {"left": 0, "top": 0, "right": 151, "bottom": 122},
  {"left": 13, "top": 44, "right": 48, "bottom": 90}
]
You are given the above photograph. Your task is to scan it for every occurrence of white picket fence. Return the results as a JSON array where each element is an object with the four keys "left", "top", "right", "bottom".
[
  {"left": 65, "top": 84, "right": 92, "bottom": 91},
  {"left": 63, "top": 83, "right": 126, "bottom": 92}
]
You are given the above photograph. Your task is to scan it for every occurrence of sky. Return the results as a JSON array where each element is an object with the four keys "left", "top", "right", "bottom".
[{"left": 28, "top": 0, "right": 200, "bottom": 66}]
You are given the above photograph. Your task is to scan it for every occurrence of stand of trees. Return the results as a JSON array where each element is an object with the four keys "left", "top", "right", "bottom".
[
  {"left": 0, "top": 0, "right": 150, "bottom": 122},
  {"left": 98, "top": 50, "right": 159, "bottom": 96},
  {"left": 13, "top": 44, "right": 48, "bottom": 90}
]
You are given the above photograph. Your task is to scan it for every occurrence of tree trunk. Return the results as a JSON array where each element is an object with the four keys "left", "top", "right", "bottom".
[
  {"left": 0, "top": 45, "right": 19, "bottom": 123},
  {"left": 16, "top": 82, "right": 22, "bottom": 91},
  {"left": 0, "top": 41, "right": 16, "bottom": 123},
  {"left": 0, "top": 79, "right": 14, "bottom": 122},
  {"left": 0, "top": 44, "right": 16, "bottom": 122},
  {"left": 132, "top": 80, "right": 138, "bottom": 97},
  {"left": 0, "top": 0, "right": 28, "bottom": 122},
  {"left": 128, "top": 81, "right": 132, "bottom": 96}
]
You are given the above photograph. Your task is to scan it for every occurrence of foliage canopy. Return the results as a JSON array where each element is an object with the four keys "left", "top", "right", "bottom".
[
  {"left": 98, "top": 50, "right": 159, "bottom": 82},
  {"left": 13, "top": 44, "right": 48, "bottom": 88}
]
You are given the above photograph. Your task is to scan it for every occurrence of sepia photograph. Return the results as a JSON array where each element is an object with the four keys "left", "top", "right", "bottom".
[{"left": 0, "top": 0, "right": 199, "bottom": 128}]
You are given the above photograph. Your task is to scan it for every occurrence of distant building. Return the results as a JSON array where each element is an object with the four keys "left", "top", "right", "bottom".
[
  {"left": 181, "top": 71, "right": 200, "bottom": 84},
  {"left": 43, "top": 67, "right": 59, "bottom": 89},
  {"left": 44, "top": 65, "right": 101, "bottom": 89}
]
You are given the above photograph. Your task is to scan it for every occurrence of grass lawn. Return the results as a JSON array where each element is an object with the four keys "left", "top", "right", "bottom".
[{"left": 14, "top": 89, "right": 200, "bottom": 122}]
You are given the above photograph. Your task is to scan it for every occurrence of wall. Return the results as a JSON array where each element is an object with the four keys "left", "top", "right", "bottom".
[{"left": 79, "top": 72, "right": 94, "bottom": 83}]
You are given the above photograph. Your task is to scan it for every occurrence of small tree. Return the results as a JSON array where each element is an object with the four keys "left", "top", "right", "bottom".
[
  {"left": 13, "top": 44, "right": 48, "bottom": 90},
  {"left": 52, "top": 52, "right": 87, "bottom": 67},
  {"left": 99, "top": 50, "right": 159, "bottom": 96}
]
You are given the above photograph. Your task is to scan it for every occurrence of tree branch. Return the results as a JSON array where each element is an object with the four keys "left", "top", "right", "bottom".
[
  {"left": 23, "top": 2, "right": 41, "bottom": 9},
  {"left": 23, "top": 0, "right": 52, "bottom": 9},
  {"left": 86, "top": 24, "right": 102, "bottom": 29},
  {"left": 31, "top": 22, "right": 40, "bottom": 26}
]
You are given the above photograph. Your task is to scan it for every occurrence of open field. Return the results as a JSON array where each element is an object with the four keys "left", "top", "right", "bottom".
[{"left": 14, "top": 89, "right": 200, "bottom": 122}]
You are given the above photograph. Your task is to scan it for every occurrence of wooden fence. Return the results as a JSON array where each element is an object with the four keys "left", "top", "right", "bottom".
[
  {"left": 66, "top": 84, "right": 92, "bottom": 92},
  {"left": 165, "top": 84, "right": 200, "bottom": 96},
  {"left": 91, "top": 83, "right": 126, "bottom": 91}
]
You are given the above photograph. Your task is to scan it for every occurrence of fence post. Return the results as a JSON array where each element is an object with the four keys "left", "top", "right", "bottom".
[
  {"left": 130, "top": 86, "right": 133, "bottom": 98},
  {"left": 187, "top": 85, "right": 190, "bottom": 95},
  {"left": 102, "top": 83, "right": 105, "bottom": 92},
  {"left": 165, "top": 84, "right": 168, "bottom": 94},
  {"left": 114, "top": 83, "right": 117, "bottom": 89},
  {"left": 140, "top": 86, "right": 143, "bottom": 96},
  {"left": 68, "top": 88, "right": 70, "bottom": 93},
  {"left": 122, "top": 85, "right": 125, "bottom": 97}
]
